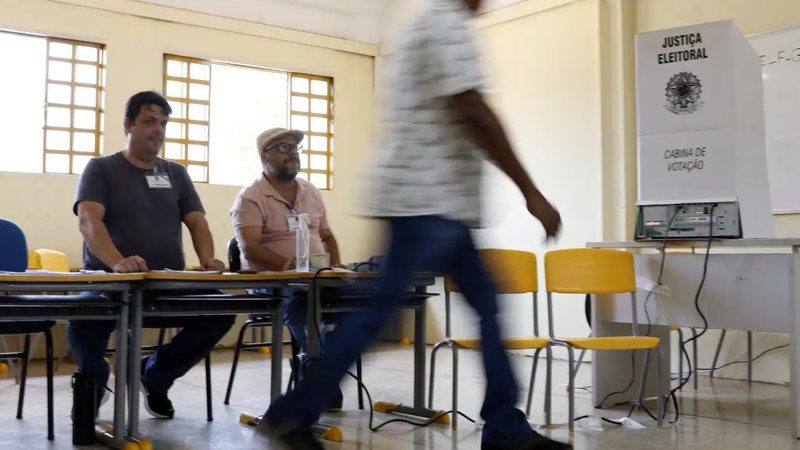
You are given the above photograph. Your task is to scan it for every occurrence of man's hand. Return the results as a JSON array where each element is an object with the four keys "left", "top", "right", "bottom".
[
  {"left": 201, "top": 258, "right": 225, "bottom": 271},
  {"left": 525, "top": 192, "right": 562, "bottom": 239},
  {"left": 112, "top": 256, "right": 148, "bottom": 273}
]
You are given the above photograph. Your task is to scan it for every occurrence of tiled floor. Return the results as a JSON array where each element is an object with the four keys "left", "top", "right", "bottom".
[{"left": 0, "top": 343, "right": 797, "bottom": 449}]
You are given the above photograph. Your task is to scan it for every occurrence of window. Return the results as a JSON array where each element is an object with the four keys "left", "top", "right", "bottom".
[
  {"left": 0, "top": 30, "right": 105, "bottom": 175},
  {"left": 163, "top": 54, "right": 334, "bottom": 189}
]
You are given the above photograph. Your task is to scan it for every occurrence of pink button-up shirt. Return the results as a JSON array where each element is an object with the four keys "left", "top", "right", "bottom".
[{"left": 230, "top": 175, "right": 328, "bottom": 271}]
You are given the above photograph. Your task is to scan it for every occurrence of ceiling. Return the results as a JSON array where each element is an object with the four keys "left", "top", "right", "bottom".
[{"left": 133, "top": 0, "right": 533, "bottom": 45}]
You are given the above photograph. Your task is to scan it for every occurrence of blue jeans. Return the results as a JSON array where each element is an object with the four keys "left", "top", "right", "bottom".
[
  {"left": 68, "top": 290, "right": 235, "bottom": 392},
  {"left": 264, "top": 216, "right": 533, "bottom": 446}
]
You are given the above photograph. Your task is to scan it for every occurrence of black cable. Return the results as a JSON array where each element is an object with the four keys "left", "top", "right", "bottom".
[
  {"left": 595, "top": 206, "right": 681, "bottom": 409},
  {"left": 663, "top": 203, "right": 717, "bottom": 423},
  {"left": 309, "top": 268, "right": 477, "bottom": 431},
  {"left": 695, "top": 343, "right": 789, "bottom": 372}
]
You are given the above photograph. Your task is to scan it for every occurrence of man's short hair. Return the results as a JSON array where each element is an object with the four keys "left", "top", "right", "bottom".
[{"left": 125, "top": 90, "right": 172, "bottom": 121}]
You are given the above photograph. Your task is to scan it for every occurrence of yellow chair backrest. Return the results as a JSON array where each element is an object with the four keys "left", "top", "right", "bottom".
[
  {"left": 445, "top": 249, "right": 537, "bottom": 294},
  {"left": 35, "top": 249, "right": 70, "bottom": 272},
  {"left": 545, "top": 249, "right": 635, "bottom": 295},
  {"left": 28, "top": 250, "right": 42, "bottom": 270}
]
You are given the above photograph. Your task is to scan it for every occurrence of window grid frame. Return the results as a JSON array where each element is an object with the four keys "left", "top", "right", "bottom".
[
  {"left": 162, "top": 54, "right": 211, "bottom": 183},
  {"left": 43, "top": 37, "right": 106, "bottom": 175},
  {"left": 289, "top": 72, "right": 334, "bottom": 190}
]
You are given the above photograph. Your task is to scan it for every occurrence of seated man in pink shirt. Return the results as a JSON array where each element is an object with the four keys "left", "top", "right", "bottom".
[{"left": 230, "top": 127, "right": 345, "bottom": 408}]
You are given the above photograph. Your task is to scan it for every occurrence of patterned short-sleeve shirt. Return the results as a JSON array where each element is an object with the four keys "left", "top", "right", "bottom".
[{"left": 366, "top": 0, "right": 485, "bottom": 227}]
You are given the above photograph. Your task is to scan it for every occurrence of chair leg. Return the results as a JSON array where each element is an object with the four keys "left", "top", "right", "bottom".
[
  {"left": 747, "top": 330, "right": 753, "bottom": 386},
  {"left": 356, "top": 354, "right": 364, "bottom": 410},
  {"left": 656, "top": 348, "right": 664, "bottom": 426},
  {"left": 573, "top": 349, "right": 587, "bottom": 380},
  {"left": 567, "top": 346, "right": 575, "bottom": 432},
  {"left": 451, "top": 345, "right": 458, "bottom": 431},
  {"left": 16, "top": 334, "right": 31, "bottom": 420},
  {"left": 205, "top": 355, "right": 213, "bottom": 422},
  {"left": 710, "top": 329, "right": 726, "bottom": 378},
  {"left": 677, "top": 328, "right": 684, "bottom": 387},
  {"left": 45, "top": 329, "right": 54, "bottom": 440},
  {"left": 636, "top": 350, "right": 651, "bottom": 407},
  {"left": 428, "top": 344, "right": 441, "bottom": 409},
  {"left": 691, "top": 328, "right": 698, "bottom": 389},
  {"left": 225, "top": 320, "right": 255, "bottom": 405},
  {"left": 544, "top": 345, "right": 552, "bottom": 427},
  {"left": 525, "top": 348, "right": 542, "bottom": 416}
]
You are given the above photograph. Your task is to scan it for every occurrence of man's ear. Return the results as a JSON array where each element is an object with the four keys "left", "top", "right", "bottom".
[{"left": 123, "top": 117, "right": 133, "bottom": 136}]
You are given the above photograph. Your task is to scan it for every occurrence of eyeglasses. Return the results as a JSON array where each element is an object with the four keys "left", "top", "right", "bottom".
[{"left": 264, "top": 143, "right": 303, "bottom": 154}]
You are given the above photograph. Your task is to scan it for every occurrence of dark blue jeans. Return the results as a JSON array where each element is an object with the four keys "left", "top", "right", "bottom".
[
  {"left": 264, "top": 216, "right": 533, "bottom": 446},
  {"left": 68, "top": 290, "right": 235, "bottom": 392}
]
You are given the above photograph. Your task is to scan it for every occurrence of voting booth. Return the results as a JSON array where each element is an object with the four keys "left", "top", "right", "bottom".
[{"left": 635, "top": 20, "right": 774, "bottom": 239}]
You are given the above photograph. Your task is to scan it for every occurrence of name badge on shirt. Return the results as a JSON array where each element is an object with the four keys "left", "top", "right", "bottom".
[
  {"left": 287, "top": 213, "right": 310, "bottom": 231},
  {"left": 145, "top": 173, "right": 172, "bottom": 189}
]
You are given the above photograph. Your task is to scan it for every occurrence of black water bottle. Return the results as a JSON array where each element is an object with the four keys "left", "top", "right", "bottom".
[{"left": 71, "top": 371, "right": 96, "bottom": 445}]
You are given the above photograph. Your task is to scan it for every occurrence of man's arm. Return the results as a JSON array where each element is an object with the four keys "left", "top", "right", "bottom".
[
  {"left": 451, "top": 89, "right": 561, "bottom": 237},
  {"left": 238, "top": 227, "right": 294, "bottom": 271},
  {"left": 319, "top": 228, "right": 342, "bottom": 266},
  {"left": 77, "top": 201, "right": 148, "bottom": 272},
  {"left": 183, "top": 211, "right": 225, "bottom": 270}
]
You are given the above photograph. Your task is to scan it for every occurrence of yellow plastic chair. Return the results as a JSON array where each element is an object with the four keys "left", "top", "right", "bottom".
[
  {"left": 34, "top": 249, "right": 70, "bottom": 272},
  {"left": 27, "top": 251, "right": 41, "bottom": 270},
  {"left": 544, "top": 248, "right": 663, "bottom": 430},
  {"left": 428, "top": 249, "right": 551, "bottom": 429}
]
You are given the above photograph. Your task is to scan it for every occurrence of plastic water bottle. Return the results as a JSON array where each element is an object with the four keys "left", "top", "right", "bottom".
[{"left": 296, "top": 219, "right": 310, "bottom": 272}]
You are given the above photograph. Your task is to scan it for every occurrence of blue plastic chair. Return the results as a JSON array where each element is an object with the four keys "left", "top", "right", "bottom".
[{"left": 0, "top": 219, "right": 57, "bottom": 440}]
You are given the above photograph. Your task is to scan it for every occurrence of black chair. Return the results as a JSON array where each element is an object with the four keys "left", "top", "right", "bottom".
[
  {"left": 0, "top": 218, "right": 57, "bottom": 440},
  {"left": 223, "top": 238, "right": 365, "bottom": 409}
]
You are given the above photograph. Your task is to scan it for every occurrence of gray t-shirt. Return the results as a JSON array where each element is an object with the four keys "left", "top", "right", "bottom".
[{"left": 73, "top": 152, "right": 204, "bottom": 271}]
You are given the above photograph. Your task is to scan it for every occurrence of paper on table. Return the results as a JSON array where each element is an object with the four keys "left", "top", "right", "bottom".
[{"left": 149, "top": 269, "right": 223, "bottom": 275}]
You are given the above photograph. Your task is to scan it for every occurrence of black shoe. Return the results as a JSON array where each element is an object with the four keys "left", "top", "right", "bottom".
[
  {"left": 481, "top": 431, "right": 572, "bottom": 450},
  {"left": 141, "top": 358, "right": 174, "bottom": 419},
  {"left": 257, "top": 413, "right": 326, "bottom": 450},
  {"left": 326, "top": 387, "right": 343, "bottom": 412}
]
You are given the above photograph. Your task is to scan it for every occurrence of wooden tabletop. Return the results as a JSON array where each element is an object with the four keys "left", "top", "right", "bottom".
[{"left": 0, "top": 272, "right": 144, "bottom": 283}]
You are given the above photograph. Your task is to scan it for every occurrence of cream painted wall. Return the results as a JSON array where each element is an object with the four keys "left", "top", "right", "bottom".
[
  {"left": 634, "top": 0, "right": 800, "bottom": 384},
  {"left": 0, "top": 0, "right": 381, "bottom": 269}
]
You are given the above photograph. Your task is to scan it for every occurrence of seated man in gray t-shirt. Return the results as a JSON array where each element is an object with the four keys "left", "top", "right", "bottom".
[{"left": 69, "top": 91, "right": 234, "bottom": 419}]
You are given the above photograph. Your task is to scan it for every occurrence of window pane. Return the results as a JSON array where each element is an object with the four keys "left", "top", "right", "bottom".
[
  {"left": 46, "top": 107, "right": 71, "bottom": 128},
  {"left": 310, "top": 154, "right": 327, "bottom": 171},
  {"left": 166, "top": 122, "right": 184, "bottom": 139},
  {"left": 291, "top": 114, "right": 309, "bottom": 131},
  {"left": 297, "top": 172, "right": 309, "bottom": 181},
  {"left": 310, "top": 173, "right": 327, "bottom": 189},
  {"left": 0, "top": 32, "right": 46, "bottom": 173},
  {"left": 171, "top": 102, "right": 186, "bottom": 119},
  {"left": 310, "top": 98, "right": 328, "bottom": 114},
  {"left": 291, "top": 96, "right": 309, "bottom": 113},
  {"left": 187, "top": 164, "right": 206, "bottom": 182},
  {"left": 74, "top": 109, "right": 97, "bottom": 129},
  {"left": 73, "top": 154, "right": 93, "bottom": 174},
  {"left": 187, "top": 144, "right": 207, "bottom": 162},
  {"left": 74, "top": 63, "right": 97, "bottom": 84},
  {"left": 310, "top": 117, "right": 328, "bottom": 133},
  {"left": 73, "top": 132, "right": 95, "bottom": 153},
  {"left": 190, "top": 63, "right": 210, "bottom": 81},
  {"left": 189, "top": 83, "right": 209, "bottom": 101},
  {"left": 208, "top": 63, "right": 287, "bottom": 186},
  {"left": 166, "top": 80, "right": 187, "bottom": 98},
  {"left": 48, "top": 42, "right": 72, "bottom": 59},
  {"left": 291, "top": 77, "right": 309, "bottom": 94},
  {"left": 165, "top": 142, "right": 183, "bottom": 160},
  {"left": 74, "top": 86, "right": 97, "bottom": 107},
  {"left": 45, "top": 153, "right": 70, "bottom": 173},
  {"left": 189, "top": 103, "right": 208, "bottom": 121},
  {"left": 188, "top": 123, "right": 208, "bottom": 142},
  {"left": 166, "top": 59, "right": 187, "bottom": 78},
  {"left": 47, "top": 83, "right": 71, "bottom": 104},
  {"left": 75, "top": 46, "right": 98, "bottom": 63},
  {"left": 310, "top": 79, "right": 328, "bottom": 96},
  {"left": 309, "top": 135, "right": 327, "bottom": 152},
  {"left": 48, "top": 60, "right": 72, "bottom": 82},
  {"left": 46, "top": 130, "right": 70, "bottom": 151}
]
